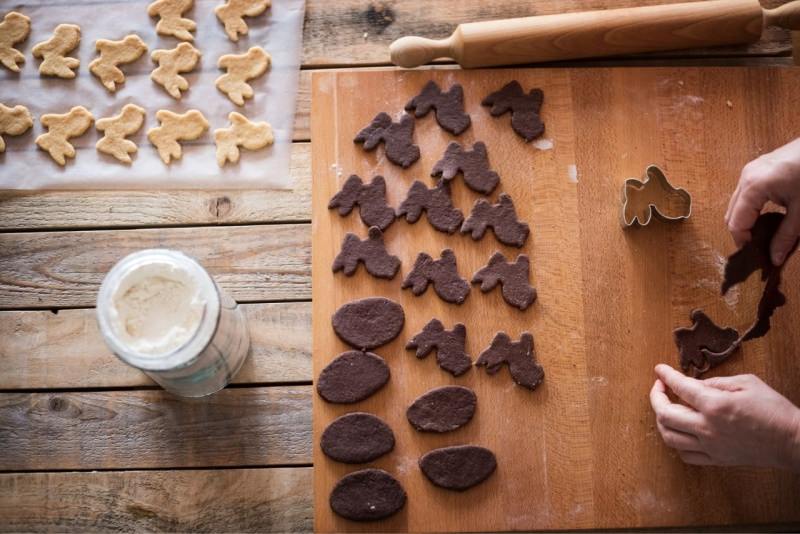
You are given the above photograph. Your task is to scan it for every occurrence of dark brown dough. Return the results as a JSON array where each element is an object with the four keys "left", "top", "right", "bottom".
[
  {"left": 354, "top": 112, "right": 420, "bottom": 168},
  {"left": 332, "top": 297, "right": 405, "bottom": 350},
  {"left": 481, "top": 80, "right": 545, "bottom": 142},
  {"left": 475, "top": 332, "right": 544, "bottom": 390},
  {"left": 402, "top": 249, "right": 470, "bottom": 304},
  {"left": 461, "top": 193, "right": 530, "bottom": 248},
  {"left": 419, "top": 445, "right": 497, "bottom": 491},
  {"left": 405, "top": 80, "right": 471, "bottom": 135},
  {"left": 472, "top": 252, "right": 536, "bottom": 310},
  {"left": 321, "top": 412, "right": 395, "bottom": 464},
  {"left": 406, "top": 385, "right": 476, "bottom": 433},
  {"left": 328, "top": 175, "right": 395, "bottom": 231},
  {"left": 674, "top": 310, "right": 740, "bottom": 377},
  {"left": 431, "top": 141, "right": 500, "bottom": 195},
  {"left": 396, "top": 180, "right": 463, "bottom": 234},
  {"left": 317, "top": 351, "right": 390, "bottom": 403},
  {"left": 332, "top": 226, "right": 400, "bottom": 279},
  {"left": 329, "top": 468, "right": 406, "bottom": 521},
  {"left": 406, "top": 318, "right": 472, "bottom": 376}
]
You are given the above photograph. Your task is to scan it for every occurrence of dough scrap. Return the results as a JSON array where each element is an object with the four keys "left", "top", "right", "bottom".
[
  {"left": 0, "top": 103, "right": 33, "bottom": 152},
  {"left": 482, "top": 80, "right": 545, "bottom": 142},
  {"left": 0, "top": 11, "right": 30, "bottom": 72},
  {"left": 472, "top": 252, "right": 536, "bottom": 311},
  {"left": 95, "top": 104, "right": 146, "bottom": 164},
  {"left": 354, "top": 112, "right": 420, "bottom": 168},
  {"left": 405, "top": 80, "right": 471, "bottom": 135},
  {"left": 329, "top": 469, "right": 406, "bottom": 521},
  {"left": 150, "top": 42, "right": 201, "bottom": 99},
  {"left": 320, "top": 412, "right": 395, "bottom": 464},
  {"left": 476, "top": 331, "right": 544, "bottom": 390},
  {"left": 147, "top": 0, "right": 196, "bottom": 41},
  {"left": 407, "top": 386, "right": 477, "bottom": 433},
  {"left": 32, "top": 24, "right": 81, "bottom": 78},
  {"left": 215, "top": 0, "right": 271, "bottom": 42},
  {"left": 397, "top": 180, "right": 463, "bottom": 234},
  {"left": 317, "top": 350, "right": 390, "bottom": 404},
  {"left": 215, "top": 46, "right": 270, "bottom": 106},
  {"left": 213, "top": 111, "right": 273, "bottom": 166},
  {"left": 332, "top": 297, "right": 405, "bottom": 351},
  {"left": 431, "top": 141, "right": 500, "bottom": 195},
  {"left": 147, "top": 109, "right": 209, "bottom": 164},
  {"left": 328, "top": 174, "right": 395, "bottom": 231},
  {"left": 419, "top": 445, "right": 497, "bottom": 491},
  {"left": 402, "top": 249, "right": 470, "bottom": 304},
  {"left": 461, "top": 193, "right": 530, "bottom": 248},
  {"left": 332, "top": 226, "right": 400, "bottom": 280},
  {"left": 89, "top": 34, "right": 148, "bottom": 92},
  {"left": 406, "top": 318, "right": 472, "bottom": 376},
  {"left": 35, "top": 106, "right": 94, "bottom": 165}
]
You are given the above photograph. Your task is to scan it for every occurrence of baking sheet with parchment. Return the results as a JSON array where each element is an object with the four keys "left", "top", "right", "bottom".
[
  {"left": 0, "top": 0, "right": 303, "bottom": 189},
  {"left": 311, "top": 67, "right": 800, "bottom": 532}
]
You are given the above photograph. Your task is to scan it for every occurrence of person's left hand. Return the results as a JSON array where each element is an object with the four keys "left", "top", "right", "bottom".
[{"left": 649, "top": 364, "right": 800, "bottom": 471}]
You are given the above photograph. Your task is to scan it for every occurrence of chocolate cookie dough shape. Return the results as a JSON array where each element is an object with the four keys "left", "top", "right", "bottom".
[
  {"left": 147, "top": 109, "right": 209, "bottom": 164},
  {"left": 317, "top": 351, "right": 390, "bottom": 404},
  {"left": 332, "top": 297, "right": 405, "bottom": 350},
  {"left": 330, "top": 469, "right": 406, "bottom": 521},
  {"left": 419, "top": 445, "right": 497, "bottom": 491},
  {"left": 397, "top": 180, "right": 463, "bottom": 234},
  {"left": 462, "top": 193, "right": 530, "bottom": 248},
  {"left": 151, "top": 42, "right": 201, "bottom": 99},
  {"left": 333, "top": 226, "right": 400, "bottom": 279},
  {"left": 407, "top": 385, "right": 477, "bottom": 432},
  {"left": 321, "top": 412, "right": 395, "bottom": 464},
  {"left": 354, "top": 112, "right": 420, "bottom": 169},
  {"left": 95, "top": 104, "right": 146, "bottom": 164},
  {"left": 214, "top": 111, "right": 273, "bottom": 166},
  {"left": 216, "top": 46, "right": 270, "bottom": 106},
  {"left": 215, "top": 0, "right": 271, "bottom": 42},
  {"left": 147, "top": 0, "right": 196, "bottom": 41},
  {"left": 674, "top": 310, "right": 740, "bottom": 377},
  {"left": 0, "top": 11, "right": 30, "bottom": 72},
  {"left": 476, "top": 332, "right": 544, "bottom": 390},
  {"left": 621, "top": 165, "right": 692, "bottom": 227},
  {"left": 328, "top": 175, "right": 395, "bottom": 231},
  {"left": 89, "top": 34, "right": 148, "bottom": 92},
  {"left": 472, "top": 252, "right": 536, "bottom": 311},
  {"left": 406, "top": 318, "right": 472, "bottom": 376},
  {"left": 35, "top": 106, "right": 94, "bottom": 166},
  {"left": 482, "top": 80, "right": 545, "bottom": 142},
  {"left": 431, "top": 141, "right": 500, "bottom": 195},
  {"left": 32, "top": 24, "right": 81, "bottom": 78},
  {"left": 402, "top": 249, "right": 470, "bottom": 304},
  {"left": 0, "top": 103, "right": 33, "bottom": 152},
  {"left": 404, "top": 80, "right": 471, "bottom": 135}
]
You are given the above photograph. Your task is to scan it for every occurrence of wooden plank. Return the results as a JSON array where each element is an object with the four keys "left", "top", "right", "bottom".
[
  {"left": 0, "top": 467, "right": 312, "bottom": 533},
  {"left": 0, "top": 302, "right": 311, "bottom": 389},
  {"left": 0, "top": 387, "right": 312, "bottom": 470},
  {"left": 0, "top": 224, "right": 311, "bottom": 309},
  {"left": 302, "top": 0, "right": 795, "bottom": 67}
]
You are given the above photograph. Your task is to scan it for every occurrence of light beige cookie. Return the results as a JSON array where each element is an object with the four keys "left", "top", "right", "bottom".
[
  {"left": 35, "top": 106, "right": 94, "bottom": 165},
  {"left": 215, "top": 0, "right": 270, "bottom": 42},
  {"left": 215, "top": 46, "right": 270, "bottom": 106},
  {"left": 0, "top": 11, "right": 31, "bottom": 72},
  {"left": 214, "top": 111, "right": 273, "bottom": 166},
  {"left": 147, "top": 109, "right": 208, "bottom": 164},
  {"left": 0, "top": 103, "right": 33, "bottom": 152},
  {"left": 147, "top": 0, "right": 196, "bottom": 41},
  {"left": 150, "top": 42, "right": 201, "bottom": 99},
  {"left": 89, "top": 34, "right": 148, "bottom": 92},
  {"left": 96, "top": 104, "right": 146, "bottom": 164},
  {"left": 32, "top": 24, "right": 81, "bottom": 79}
]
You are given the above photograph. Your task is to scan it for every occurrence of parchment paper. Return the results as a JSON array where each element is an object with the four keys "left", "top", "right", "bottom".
[{"left": 0, "top": 0, "right": 304, "bottom": 189}]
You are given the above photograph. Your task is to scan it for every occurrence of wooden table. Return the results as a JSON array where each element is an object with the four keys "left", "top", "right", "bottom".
[{"left": 0, "top": 1, "right": 797, "bottom": 532}]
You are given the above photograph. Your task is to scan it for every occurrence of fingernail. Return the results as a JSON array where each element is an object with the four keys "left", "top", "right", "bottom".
[{"left": 773, "top": 250, "right": 786, "bottom": 266}]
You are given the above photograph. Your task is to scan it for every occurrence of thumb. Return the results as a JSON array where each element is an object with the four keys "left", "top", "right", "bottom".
[{"left": 770, "top": 207, "right": 800, "bottom": 266}]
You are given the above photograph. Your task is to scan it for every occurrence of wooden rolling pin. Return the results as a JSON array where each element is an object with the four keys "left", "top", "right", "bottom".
[{"left": 390, "top": 0, "right": 800, "bottom": 68}]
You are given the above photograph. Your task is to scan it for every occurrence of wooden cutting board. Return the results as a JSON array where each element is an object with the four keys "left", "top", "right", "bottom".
[{"left": 311, "top": 67, "right": 800, "bottom": 532}]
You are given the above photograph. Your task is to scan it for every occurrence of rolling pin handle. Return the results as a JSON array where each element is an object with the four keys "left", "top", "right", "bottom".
[
  {"left": 762, "top": 0, "right": 800, "bottom": 30},
  {"left": 390, "top": 35, "right": 457, "bottom": 68}
]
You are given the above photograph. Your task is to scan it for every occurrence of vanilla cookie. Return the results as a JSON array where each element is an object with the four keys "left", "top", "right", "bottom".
[
  {"left": 214, "top": 111, "right": 273, "bottom": 166},
  {"left": 89, "top": 34, "right": 148, "bottom": 92},
  {"left": 215, "top": 46, "right": 270, "bottom": 106},
  {"left": 0, "top": 103, "right": 33, "bottom": 152},
  {"left": 147, "top": 0, "right": 196, "bottom": 41},
  {"left": 96, "top": 104, "right": 146, "bottom": 164},
  {"left": 147, "top": 109, "right": 209, "bottom": 164},
  {"left": 0, "top": 11, "right": 31, "bottom": 72},
  {"left": 36, "top": 106, "right": 94, "bottom": 165},
  {"left": 215, "top": 0, "right": 270, "bottom": 42},
  {"left": 32, "top": 24, "right": 81, "bottom": 79},
  {"left": 151, "top": 42, "right": 200, "bottom": 99}
]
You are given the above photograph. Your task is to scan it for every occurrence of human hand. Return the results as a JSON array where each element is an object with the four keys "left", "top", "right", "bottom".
[
  {"left": 725, "top": 137, "right": 800, "bottom": 266},
  {"left": 649, "top": 364, "right": 800, "bottom": 471}
]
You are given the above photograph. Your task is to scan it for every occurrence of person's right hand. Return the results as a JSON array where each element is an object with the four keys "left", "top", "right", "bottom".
[{"left": 725, "top": 137, "right": 800, "bottom": 266}]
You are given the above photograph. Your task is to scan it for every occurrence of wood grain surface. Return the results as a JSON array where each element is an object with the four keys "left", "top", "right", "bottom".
[{"left": 311, "top": 68, "right": 800, "bottom": 532}]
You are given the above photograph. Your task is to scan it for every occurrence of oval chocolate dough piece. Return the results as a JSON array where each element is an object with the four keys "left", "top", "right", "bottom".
[
  {"left": 317, "top": 351, "right": 390, "bottom": 403},
  {"left": 332, "top": 297, "right": 405, "bottom": 350},
  {"left": 321, "top": 412, "right": 395, "bottom": 464},
  {"left": 407, "top": 385, "right": 476, "bottom": 433},
  {"left": 419, "top": 445, "right": 497, "bottom": 491},
  {"left": 330, "top": 468, "right": 407, "bottom": 521}
]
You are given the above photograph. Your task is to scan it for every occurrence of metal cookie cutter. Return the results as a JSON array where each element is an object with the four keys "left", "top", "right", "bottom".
[{"left": 620, "top": 164, "right": 692, "bottom": 228}]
